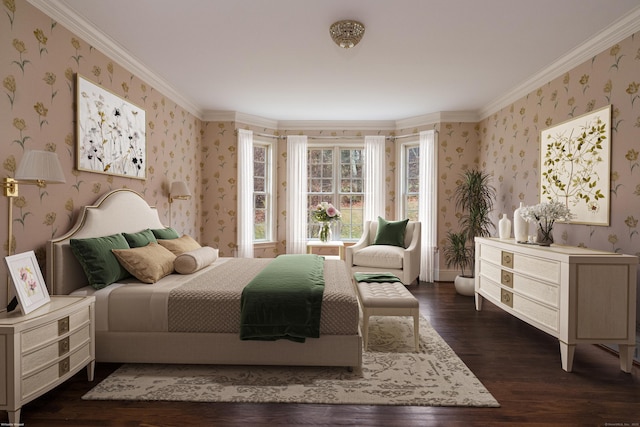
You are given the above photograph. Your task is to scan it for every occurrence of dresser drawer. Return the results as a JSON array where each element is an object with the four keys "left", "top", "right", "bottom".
[
  {"left": 477, "top": 276, "right": 502, "bottom": 301},
  {"left": 512, "top": 294, "right": 559, "bottom": 333},
  {"left": 21, "top": 307, "right": 91, "bottom": 353},
  {"left": 513, "top": 275, "right": 559, "bottom": 307},
  {"left": 512, "top": 253, "right": 561, "bottom": 284},
  {"left": 479, "top": 242, "right": 562, "bottom": 284},
  {"left": 21, "top": 342, "right": 91, "bottom": 400},
  {"left": 21, "top": 325, "right": 91, "bottom": 376}
]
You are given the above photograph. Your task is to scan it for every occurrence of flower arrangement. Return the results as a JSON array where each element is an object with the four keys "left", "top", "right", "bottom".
[
  {"left": 312, "top": 202, "right": 341, "bottom": 222},
  {"left": 520, "top": 200, "right": 574, "bottom": 245},
  {"left": 312, "top": 202, "right": 341, "bottom": 241}
]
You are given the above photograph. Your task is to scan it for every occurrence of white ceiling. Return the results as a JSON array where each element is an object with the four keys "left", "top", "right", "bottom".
[{"left": 32, "top": 0, "right": 640, "bottom": 123}]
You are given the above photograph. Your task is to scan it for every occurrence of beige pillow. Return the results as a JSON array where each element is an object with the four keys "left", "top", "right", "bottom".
[
  {"left": 157, "top": 234, "right": 201, "bottom": 255},
  {"left": 112, "top": 243, "right": 176, "bottom": 283},
  {"left": 174, "top": 246, "right": 219, "bottom": 274}
]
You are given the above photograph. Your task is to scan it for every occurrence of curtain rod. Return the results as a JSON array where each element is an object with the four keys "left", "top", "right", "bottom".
[{"left": 236, "top": 130, "right": 427, "bottom": 141}]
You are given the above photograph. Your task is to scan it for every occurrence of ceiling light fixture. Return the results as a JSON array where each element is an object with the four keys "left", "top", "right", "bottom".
[{"left": 329, "top": 20, "right": 365, "bottom": 49}]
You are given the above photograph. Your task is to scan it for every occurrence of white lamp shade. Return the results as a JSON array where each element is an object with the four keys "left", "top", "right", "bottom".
[
  {"left": 15, "top": 150, "right": 66, "bottom": 183},
  {"left": 170, "top": 181, "right": 191, "bottom": 198}
]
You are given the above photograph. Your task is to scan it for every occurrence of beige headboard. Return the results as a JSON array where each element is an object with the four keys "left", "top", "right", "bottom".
[{"left": 46, "top": 189, "right": 165, "bottom": 295}]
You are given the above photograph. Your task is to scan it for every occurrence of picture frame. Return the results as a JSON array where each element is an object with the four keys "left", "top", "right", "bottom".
[
  {"left": 539, "top": 105, "right": 611, "bottom": 226},
  {"left": 5, "top": 251, "right": 50, "bottom": 315},
  {"left": 76, "top": 74, "right": 147, "bottom": 180}
]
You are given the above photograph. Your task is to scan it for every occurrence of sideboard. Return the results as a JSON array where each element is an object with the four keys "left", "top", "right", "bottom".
[{"left": 475, "top": 237, "right": 637, "bottom": 372}]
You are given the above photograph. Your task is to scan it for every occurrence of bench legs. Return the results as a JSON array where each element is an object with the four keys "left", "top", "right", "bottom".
[{"left": 362, "top": 308, "right": 420, "bottom": 352}]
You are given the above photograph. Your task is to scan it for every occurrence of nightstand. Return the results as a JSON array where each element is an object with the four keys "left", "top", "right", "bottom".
[
  {"left": 307, "top": 241, "right": 345, "bottom": 260},
  {"left": 0, "top": 295, "right": 95, "bottom": 425}
]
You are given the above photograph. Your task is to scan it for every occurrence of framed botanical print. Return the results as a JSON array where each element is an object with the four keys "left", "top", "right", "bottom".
[
  {"left": 539, "top": 105, "right": 611, "bottom": 225},
  {"left": 5, "top": 251, "right": 50, "bottom": 314},
  {"left": 76, "top": 74, "right": 146, "bottom": 179}
]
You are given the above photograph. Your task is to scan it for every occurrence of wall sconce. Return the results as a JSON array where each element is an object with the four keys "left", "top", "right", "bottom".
[
  {"left": 168, "top": 181, "right": 191, "bottom": 227},
  {"left": 3, "top": 150, "right": 65, "bottom": 310}
]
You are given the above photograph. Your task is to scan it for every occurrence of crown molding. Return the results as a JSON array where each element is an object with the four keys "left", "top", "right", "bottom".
[
  {"left": 395, "top": 111, "right": 480, "bottom": 129},
  {"left": 202, "top": 111, "right": 279, "bottom": 130},
  {"left": 276, "top": 120, "right": 397, "bottom": 131},
  {"left": 478, "top": 5, "right": 640, "bottom": 120},
  {"left": 27, "top": 0, "right": 204, "bottom": 120}
]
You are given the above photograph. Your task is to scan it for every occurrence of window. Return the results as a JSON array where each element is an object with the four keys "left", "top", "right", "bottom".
[
  {"left": 253, "top": 139, "right": 275, "bottom": 241},
  {"left": 400, "top": 142, "right": 420, "bottom": 221},
  {"left": 307, "top": 145, "right": 364, "bottom": 240}
]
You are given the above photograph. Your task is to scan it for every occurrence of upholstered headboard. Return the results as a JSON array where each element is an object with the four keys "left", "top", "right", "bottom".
[{"left": 46, "top": 189, "right": 165, "bottom": 295}]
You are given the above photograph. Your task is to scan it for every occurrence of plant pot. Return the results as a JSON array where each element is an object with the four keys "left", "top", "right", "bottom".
[{"left": 454, "top": 275, "right": 475, "bottom": 296}]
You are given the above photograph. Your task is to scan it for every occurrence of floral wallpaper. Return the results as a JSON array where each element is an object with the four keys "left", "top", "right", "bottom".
[
  {"left": 479, "top": 33, "right": 640, "bottom": 258},
  {"left": 1, "top": 0, "right": 202, "bottom": 306},
  {"left": 2, "top": 0, "right": 640, "bottom": 321}
]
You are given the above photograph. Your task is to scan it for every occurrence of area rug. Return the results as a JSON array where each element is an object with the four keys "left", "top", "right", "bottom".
[{"left": 83, "top": 316, "right": 499, "bottom": 407}]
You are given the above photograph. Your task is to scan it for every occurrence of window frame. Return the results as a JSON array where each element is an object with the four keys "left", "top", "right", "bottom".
[
  {"left": 253, "top": 137, "right": 276, "bottom": 243},
  {"left": 307, "top": 140, "right": 364, "bottom": 242},
  {"left": 398, "top": 140, "right": 420, "bottom": 221}
]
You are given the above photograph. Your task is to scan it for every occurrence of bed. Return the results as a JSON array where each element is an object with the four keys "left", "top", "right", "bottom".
[{"left": 46, "top": 189, "right": 362, "bottom": 368}]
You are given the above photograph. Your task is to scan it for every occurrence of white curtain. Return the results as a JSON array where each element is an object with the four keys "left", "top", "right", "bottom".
[
  {"left": 286, "top": 135, "right": 308, "bottom": 254},
  {"left": 364, "top": 135, "right": 386, "bottom": 222},
  {"left": 237, "top": 129, "right": 254, "bottom": 258},
  {"left": 419, "top": 130, "right": 437, "bottom": 282}
]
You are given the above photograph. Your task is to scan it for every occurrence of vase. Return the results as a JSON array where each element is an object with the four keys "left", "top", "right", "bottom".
[
  {"left": 319, "top": 222, "right": 332, "bottom": 242},
  {"left": 513, "top": 202, "right": 529, "bottom": 243},
  {"left": 498, "top": 213, "right": 511, "bottom": 239},
  {"left": 537, "top": 225, "right": 554, "bottom": 246}
]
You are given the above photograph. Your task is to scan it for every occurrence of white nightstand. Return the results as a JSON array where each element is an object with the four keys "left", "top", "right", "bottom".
[
  {"left": 307, "top": 241, "right": 345, "bottom": 260},
  {"left": 0, "top": 295, "right": 95, "bottom": 425}
]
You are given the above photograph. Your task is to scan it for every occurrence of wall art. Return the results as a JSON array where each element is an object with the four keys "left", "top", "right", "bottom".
[
  {"left": 539, "top": 105, "right": 611, "bottom": 225},
  {"left": 76, "top": 74, "right": 146, "bottom": 179}
]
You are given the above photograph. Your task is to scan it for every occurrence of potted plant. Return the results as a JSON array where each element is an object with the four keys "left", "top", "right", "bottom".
[{"left": 444, "top": 169, "right": 496, "bottom": 296}]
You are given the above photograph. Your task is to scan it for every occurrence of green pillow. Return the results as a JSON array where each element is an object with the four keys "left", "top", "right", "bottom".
[
  {"left": 122, "top": 228, "right": 157, "bottom": 248},
  {"left": 373, "top": 217, "right": 409, "bottom": 247},
  {"left": 70, "top": 233, "right": 132, "bottom": 289},
  {"left": 151, "top": 227, "right": 180, "bottom": 240}
]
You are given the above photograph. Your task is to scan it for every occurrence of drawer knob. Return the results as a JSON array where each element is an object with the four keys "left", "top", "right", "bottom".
[
  {"left": 59, "top": 337, "right": 70, "bottom": 356},
  {"left": 58, "top": 317, "right": 70, "bottom": 335},
  {"left": 501, "top": 289, "right": 513, "bottom": 308},
  {"left": 501, "top": 271, "right": 513, "bottom": 287},
  {"left": 59, "top": 357, "right": 70, "bottom": 376},
  {"left": 501, "top": 251, "right": 514, "bottom": 268}
]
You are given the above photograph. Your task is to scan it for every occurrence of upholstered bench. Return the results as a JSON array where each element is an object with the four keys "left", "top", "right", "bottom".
[{"left": 355, "top": 278, "right": 420, "bottom": 352}]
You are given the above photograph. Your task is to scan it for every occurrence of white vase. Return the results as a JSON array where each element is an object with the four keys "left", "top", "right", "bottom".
[
  {"left": 498, "top": 214, "right": 511, "bottom": 239},
  {"left": 513, "top": 202, "right": 528, "bottom": 243}
]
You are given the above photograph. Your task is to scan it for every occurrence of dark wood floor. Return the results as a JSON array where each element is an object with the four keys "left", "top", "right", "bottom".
[{"left": 13, "top": 282, "right": 640, "bottom": 427}]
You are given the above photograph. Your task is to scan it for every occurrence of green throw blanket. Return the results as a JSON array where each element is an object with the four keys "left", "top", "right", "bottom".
[
  {"left": 353, "top": 272, "right": 402, "bottom": 283},
  {"left": 240, "top": 254, "right": 325, "bottom": 343}
]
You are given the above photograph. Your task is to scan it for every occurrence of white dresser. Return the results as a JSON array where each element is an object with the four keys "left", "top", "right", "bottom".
[{"left": 475, "top": 237, "right": 637, "bottom": 372}]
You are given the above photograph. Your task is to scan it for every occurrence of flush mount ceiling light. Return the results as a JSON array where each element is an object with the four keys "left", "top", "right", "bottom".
[{"left": 329, "top": 20, "right": 365, "bottom": 49}]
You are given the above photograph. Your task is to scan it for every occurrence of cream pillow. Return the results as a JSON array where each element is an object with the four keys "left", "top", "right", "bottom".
[
  {"left": 157, "top": 234, "right": 201, "bottom": 255},
  {"left": 112, "top": 243, "right": 176, "bottom": 283},
  {"left": 174, "top": 246, "right": 219, "bottom": 274}
]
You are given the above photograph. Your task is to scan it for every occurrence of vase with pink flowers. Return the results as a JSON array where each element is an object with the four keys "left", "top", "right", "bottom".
[{"left": 312, "top": 202, "right": 342, "bottom": 242}]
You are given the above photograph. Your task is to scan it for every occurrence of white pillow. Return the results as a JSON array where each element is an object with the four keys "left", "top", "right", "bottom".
[{"left": 174, "top": 246, "right": 219, "bottom": 274}]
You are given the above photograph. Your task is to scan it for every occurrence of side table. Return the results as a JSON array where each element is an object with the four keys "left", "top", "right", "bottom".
[
  {"left": 0, "top": 295, "right": 95, "bottom": 425},
  {"left": 307, "top": 241, "right": 345, "bottom": 260}
]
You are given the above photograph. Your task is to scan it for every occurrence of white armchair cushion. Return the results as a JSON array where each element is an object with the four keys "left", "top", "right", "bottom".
[{"left": 352, "top": 245, "right": 404, "bottom": 269}]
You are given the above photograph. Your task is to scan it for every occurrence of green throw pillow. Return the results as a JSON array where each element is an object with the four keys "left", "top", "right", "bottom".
[
  {"left": 373, "top": 217, "right": 409, "bottom": 247},
  {"left": 151, "top": 227, "right": 180, "bottom": 240},
  {"left": 70, "top": 233, "right": 132, "bottom": 289},
  {"left": 122, "top": 228, "right": 157, "bottom": 248}
]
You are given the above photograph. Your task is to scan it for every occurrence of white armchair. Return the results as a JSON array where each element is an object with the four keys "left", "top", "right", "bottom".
[{"left": 345, "top": 220, "right": 421, "bottom": 285}]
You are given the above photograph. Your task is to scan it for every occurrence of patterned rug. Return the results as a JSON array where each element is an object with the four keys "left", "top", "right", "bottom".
[{"left": 82, "top": 316, "right": 499, "bottom": 407}]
